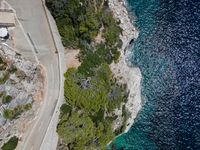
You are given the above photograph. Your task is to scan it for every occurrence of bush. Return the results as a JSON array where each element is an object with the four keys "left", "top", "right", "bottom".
[
  {"left": 3, "top": 103, "right": 32, "bottom": 120},
  {"left": 0, "top": 72, "right": 10, "bottom": 84},
  {"left": 3, "top": 109, "right": 13, "bottom": 120},
  {"left": 60, "top": 104, "right": 72, "bottom": 114},
  {"left": 57, "top": 112, "right": 95, "bottom": 149},
  {"left": 0, "top": 57, "right": 7, "bottom": 71},
  {"left": 1, "top": 136, "right": 18, "bottom": 150},
  {"left": 78, "top": 44, "right": 121, "bottom": 76},
  {"left": 2, "top": 95, "right": 12, "bottom": 104},
  {"left": 64, "top": 64, "right": 114, "bottom": 113}
]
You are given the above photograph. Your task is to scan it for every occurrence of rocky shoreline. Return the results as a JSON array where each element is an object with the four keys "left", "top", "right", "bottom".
[{"left": 108, "top": 0, "right": 142, "bottom": 133}]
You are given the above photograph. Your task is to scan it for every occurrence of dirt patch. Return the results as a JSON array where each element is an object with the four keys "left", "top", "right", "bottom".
[
  {"left": 34, "top": 90, "right": 45, "bottom": 102},
  {"left": 65, "top": 49, "right": 81, "bottom": 69},
  {"left": 33, "top": 64, "right": 47, "bottom": 102},
  {"left": 95, "top": 25, "right": 105, "bottom": 44}
]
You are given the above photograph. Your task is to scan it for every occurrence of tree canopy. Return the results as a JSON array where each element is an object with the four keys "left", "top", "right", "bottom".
[
  {"left": 1, "top": 136, "right": 18, "bottom": 150},
  {"left": 46, "top": 0, "right": 128, "bottom": 149}
]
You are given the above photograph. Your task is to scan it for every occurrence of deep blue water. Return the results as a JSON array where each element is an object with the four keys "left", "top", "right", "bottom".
[{"left": 111, "top": 0, "right": 200, "bottom": 149}]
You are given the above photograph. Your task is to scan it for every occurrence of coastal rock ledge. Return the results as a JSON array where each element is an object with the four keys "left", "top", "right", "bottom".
[{"left": 108, "top": 0, "right": 142, "bottom": 132}]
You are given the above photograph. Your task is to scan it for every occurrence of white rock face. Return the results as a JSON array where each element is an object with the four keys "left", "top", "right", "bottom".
[
  {"left": 0, "top": 45, "right": 45, "bottom": 147},
  {"left": 108, "top": 0, "right": 142, "bottom": 132},
  {"left": 108, "top": 0, "right": 139, "bottom": 50}
]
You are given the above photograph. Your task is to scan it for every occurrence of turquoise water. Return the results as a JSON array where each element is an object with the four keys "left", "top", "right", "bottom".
[{"left": 109, "top": 0, "right": 200, "bottom": 149}]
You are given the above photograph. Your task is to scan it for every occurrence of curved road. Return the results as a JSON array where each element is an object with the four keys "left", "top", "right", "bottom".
[{"left": 6, "top": 0, "right": 65, "bottom": 149}]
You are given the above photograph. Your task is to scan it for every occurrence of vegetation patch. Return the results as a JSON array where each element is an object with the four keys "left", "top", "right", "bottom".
[
  {"left": 3, "top": 103, "right": 32, "bottom": 120},
  {"left": 0, "top": 56, "right": 17, "bottom": 84},
  {"left": 46, "top": 0, "right": 128, "bottom": 149},
  {"left": 2, "top": 95, "right": 13, "bottom": 104},
  {"left": 1, "top": 136, "right": 18, "bottom": 150},
  {"left": 0, "top": 57, "right": 7, "bottom": 71}
]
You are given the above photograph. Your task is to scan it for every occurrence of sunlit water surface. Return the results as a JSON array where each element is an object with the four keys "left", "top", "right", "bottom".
[{"left": 110, "top": 0, "right": 200, "bottom": 149}]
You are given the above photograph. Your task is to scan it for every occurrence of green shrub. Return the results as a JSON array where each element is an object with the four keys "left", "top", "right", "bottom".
[
  {"left": 3, "top": 103, "right": 32, "bottom": 120},
  {"left": 0, "top": 57, "right": 7, "bottom": 71},
  {"left": 1, "top": 136, "right": 18, "bottom": 150},
  {"left": 3, "top": 109, "right": 13, "bottom": 120},
  {"left": 0, "top": 92, "right": 4, "bottom": 98},
  {"left": 2, "top": 95, "right": 12, "bottom": 104},
  {"left": 0, "top": 72, "right": 10, "bottom": 84},
  {"left": 57, "top": 112, "right": 95, "bottom": 148},
  {"left": 60, "top": 104, "right": 72, "bottom": 114}
]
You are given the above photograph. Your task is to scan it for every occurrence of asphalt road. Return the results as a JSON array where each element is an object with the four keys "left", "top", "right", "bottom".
[{"left": 6, "top": 0, "right": 64, "bottom": 149}]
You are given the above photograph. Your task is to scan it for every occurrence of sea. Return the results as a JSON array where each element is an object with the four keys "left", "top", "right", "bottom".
[{"left": 109, "top": 0, "right": 200, "bottom": 149}]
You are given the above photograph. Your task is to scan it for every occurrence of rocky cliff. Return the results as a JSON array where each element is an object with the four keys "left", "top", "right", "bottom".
[{"left": 0, "top": 44, "right": 45, "bottom": 147}]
